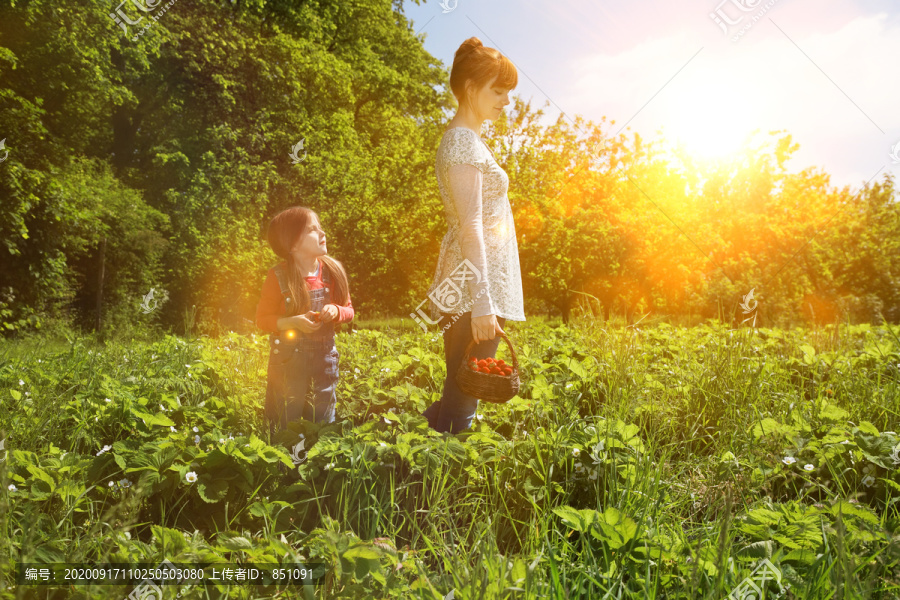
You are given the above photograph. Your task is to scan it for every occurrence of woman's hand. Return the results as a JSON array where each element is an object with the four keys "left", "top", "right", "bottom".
[
  {"left": 319, "top": 304, "right": 340, "bottom": 323},
  {"left": 293, "top": 313, "right": 323, "bottom": 334},
  {"left": 471, "top": 314, "right": 504, "bottom": 344}
]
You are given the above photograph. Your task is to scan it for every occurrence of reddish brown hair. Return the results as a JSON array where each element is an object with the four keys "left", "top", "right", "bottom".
[
  {"left": 266, "top": 207, "right": 351, "bottom": 324},
  {"left": 449, "top": 37, "right": 518, "bottom": 112}
]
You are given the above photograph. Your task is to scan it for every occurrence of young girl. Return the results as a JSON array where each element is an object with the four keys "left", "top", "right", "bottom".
[{"left": 256, "top": 206, "right": 354, "bottom": 434}]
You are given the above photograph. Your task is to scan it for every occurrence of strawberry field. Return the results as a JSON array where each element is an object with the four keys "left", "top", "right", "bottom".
[{"left": 2, "top": 316, "right": 900, "bottom": 598}]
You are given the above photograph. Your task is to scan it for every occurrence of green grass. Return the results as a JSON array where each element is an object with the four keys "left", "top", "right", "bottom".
[{"left": 1, "top": 315, "right": 900, "bottom": 598}]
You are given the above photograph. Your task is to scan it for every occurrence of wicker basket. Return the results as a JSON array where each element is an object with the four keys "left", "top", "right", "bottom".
[{"left": 455, "top": 332, "right": 522, "bottom": 403}]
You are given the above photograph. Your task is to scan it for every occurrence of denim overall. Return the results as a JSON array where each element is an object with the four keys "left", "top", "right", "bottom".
[{"left": 264, "top": 262, "right": 340, "bottom": 433}]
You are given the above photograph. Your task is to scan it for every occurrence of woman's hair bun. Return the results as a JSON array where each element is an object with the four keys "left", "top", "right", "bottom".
[{"left": 457, "top": 37, "right": 483, "bottom": 56}]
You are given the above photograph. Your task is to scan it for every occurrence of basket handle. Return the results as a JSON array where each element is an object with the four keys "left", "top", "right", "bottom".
[{"left": 460, "top": 331, "right": 520, "bottom": 372}]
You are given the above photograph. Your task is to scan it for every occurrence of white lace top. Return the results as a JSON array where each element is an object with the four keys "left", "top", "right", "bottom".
[{"left": 426, "top": 127, "right": 526, "bottom": 322}]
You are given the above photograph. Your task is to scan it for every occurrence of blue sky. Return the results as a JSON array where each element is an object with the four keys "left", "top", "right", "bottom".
[{"left": 400, "top": 0, "right": 900, "bottom": 192}]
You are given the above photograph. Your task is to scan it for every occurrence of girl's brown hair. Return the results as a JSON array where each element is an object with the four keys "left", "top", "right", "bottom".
[
  {"left": 266, "top": 207, "right": 351, "bottom": 325},
  {"left": 449, "top": 37, "right": 518, "bottom": 114}
]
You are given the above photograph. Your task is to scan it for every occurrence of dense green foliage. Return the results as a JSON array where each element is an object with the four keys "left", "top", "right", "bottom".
[
  {"left": 1, "top": 1, "right": 898, "bottom": 339},
  {"left": 2, "top": 316, "right": 899, "bottom": 597}
]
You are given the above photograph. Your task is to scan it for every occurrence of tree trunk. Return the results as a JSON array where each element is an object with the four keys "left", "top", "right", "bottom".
[{"left": 95, "top": 236, "right": 107, "bottom": 332}]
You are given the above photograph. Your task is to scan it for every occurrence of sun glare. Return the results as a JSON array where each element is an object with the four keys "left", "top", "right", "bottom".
[{"left": 660, "top": 73, "right": 759, "bottom": 164}]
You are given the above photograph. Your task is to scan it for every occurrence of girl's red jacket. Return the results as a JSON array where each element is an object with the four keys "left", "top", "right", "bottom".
[{"left": 255, "top": 260, "right": 354, "bottom": 333}]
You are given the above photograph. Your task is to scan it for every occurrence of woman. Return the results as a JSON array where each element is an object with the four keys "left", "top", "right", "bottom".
[{"left": 422, "top": 37, "right": 526, "bottom": 434}]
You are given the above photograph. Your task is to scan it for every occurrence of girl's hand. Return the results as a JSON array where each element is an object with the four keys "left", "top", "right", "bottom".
[
  {"left": 293, "top": 313, "right": 323, "bottom": 334},
  {"left": 471, "top": 314, "right": 504, "bottom": 345},
  {"left": 320, "top": 304, "right": 340, "bottom": 323}
]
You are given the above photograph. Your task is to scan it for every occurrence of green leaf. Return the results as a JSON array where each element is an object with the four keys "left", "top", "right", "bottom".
[
  {"left": 219, "top": 534, "right": 253, "bottom": 551},
  {"left": 736, "top": 540, "right": 774, "bottom": 559},
  {"left": 856, "top": 421, "right": 880, "bottom": 436},
  {"left": 819, "top": 402, "right": 849, "bottom": 422},
  {"left": 783, "top": 549, "right": 816, "bottom": 565},
  {"left": 552, "top": 505, "right": 594, "bottom": 533},
  {"left": 131, "top": 409, "right": 175, "bottom": 428},
  {"left": 591, "top": 507, "right": 638, "bottom": 549},
  {"left": 26, "top": 465, "right": 55, "bottom": 489},
  {"left": 342, "top": 544, "right": 382, "bottom": 561},
  {"left": 830, "top": 500, "right": 879, "bottom": 525},
  {"left": 197, "top": 479, "right": 229, "bottom": 503}
]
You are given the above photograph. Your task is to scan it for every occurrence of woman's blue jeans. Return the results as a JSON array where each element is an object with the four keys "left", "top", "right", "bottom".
[{"left": 423, "top": 311, "right": 507, "bottom": 434}]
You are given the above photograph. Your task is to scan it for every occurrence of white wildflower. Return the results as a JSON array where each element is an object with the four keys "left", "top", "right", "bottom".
[
  {"left": 96, "top": 445, "right": 112, "bottom": 456},
  {"left": 572, "top": 448, "right": 581, "bottom": 457},
  {"left": 8, "top": 484, "right": 17, "bottom": 492},
  {"left": 862, "top": 475, "right": 875, "bottom": 487},
  {"left": 782, "top": 456, "right": 797, "bottom": 465},
  {"left": 803, "top": 464, "right": 814, "bottom": 471},
  {"left": 185, "top": 471, "right": 198, "bottom": 483}
]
